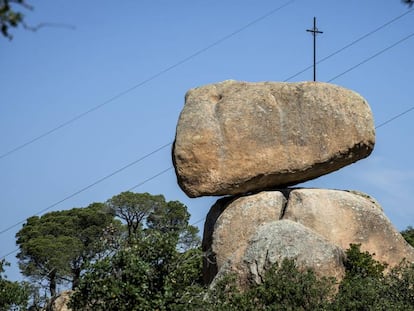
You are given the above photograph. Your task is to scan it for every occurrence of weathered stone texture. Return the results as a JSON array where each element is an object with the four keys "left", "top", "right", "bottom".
[
  {"left": 242, "top": 220, "right": 345, "bottom": 285},
  {"left": 45, "top": 290, "right": 73, "bottom": 311},
  {"left": 203, "top": 189, "right": 414, "bottom": 286},
  {"left": 173, "top": 80, "right": 375, "bottom": 197},
  {"left": 283, "top": 188, "right": 414, "bottom": 267},
  {"left": 202, "top": 191, "right": 286, "bottom": 284}
]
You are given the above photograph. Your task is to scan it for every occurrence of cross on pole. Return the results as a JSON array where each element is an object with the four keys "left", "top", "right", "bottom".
[{"left": 306, "top": 17, "right": 323, "bottom": 81}]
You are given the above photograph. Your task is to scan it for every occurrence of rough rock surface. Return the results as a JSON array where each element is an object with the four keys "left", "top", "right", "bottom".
[
  {"left": 283, "top": 188, "right": 414, "bottom": 267},
  {"left": 173, "top": 80, "right": 375, "bottom": 197},
  {"left": 45, "top": 291, "right": 73, "bottom": 311},
  {"left": 242, "top": 220, "right": 345, "bottom": 285},
  {"left": 202, "top": 191, "right": 286, "bottom": 284},
  {"left": 203, "top": 189, "right": 414, "bottom": 285}
]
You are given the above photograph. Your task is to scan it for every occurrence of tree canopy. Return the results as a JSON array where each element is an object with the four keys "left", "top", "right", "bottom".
[
  {"left": 402, "top": 226, "right": 414, "bottom": 247},
  {"left": 69, "top": 192, "right": 201, "bottom": 311},
  {"left": 15, "top": 202, "right": 117, "bottom": 297},
  {"left": 105, "top": 191, "right": 165, "bottom": 238},
  {"left": 194, "top": 244, "right": 414, "bottom": 311},
  {"left": 9, "top": 190, "right": 414, "bottom": 310},
  {"left": 0, "top": 259, "right": 29, "bottom": 311}
]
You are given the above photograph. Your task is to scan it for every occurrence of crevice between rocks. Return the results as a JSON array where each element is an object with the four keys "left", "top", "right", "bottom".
[{"left": 279, "top": 188, "right": 293, "bottom": 220}]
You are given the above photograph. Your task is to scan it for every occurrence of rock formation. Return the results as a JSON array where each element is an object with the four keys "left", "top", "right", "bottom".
[
  {"left": 283, "top": 189, "right": 414, "bottom": 267},
  {"left": 243, "top": 220, "right": 346, "bottom": 285},
  {"left": 202, "top": 189, "right": 414, "bottom": 287},
  {"left": 172, "top": 80, "right": 413, "bottom": 288},
  {"left": 202, "top": 191, "right": 286, "bottom": 284},
  {"left": 173, "top": 80, "right": 375, "bottom": 197}
]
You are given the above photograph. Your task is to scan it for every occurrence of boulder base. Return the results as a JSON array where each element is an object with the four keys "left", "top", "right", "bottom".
[
  {"left": 202, "top": 191, "right": 286, "bottom": 284},
  {"left": 203, "top": 189, "right": 414, "bottom": 286},
  {"left": 243, "top": 220, "right": 345, "bottom": 285}
]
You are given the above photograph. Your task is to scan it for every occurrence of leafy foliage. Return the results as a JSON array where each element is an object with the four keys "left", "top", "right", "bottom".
[
  {"left": 249, "top": 260, "right": 335, "bottom": 310},
  {"left": 327, "top": 244, "right": 413, "bottom": 311},
  {"left": 69, "top": 192, "right": 201, "bottom": 311},
  {"left": 402, "top": 226, "right": 414, "bottom": 247},
  {"left": 199, "top": 259, "right": 335, "bottom": 311},
  {"left": 15, "top": 203, "right": 116, "bottom": 297},
  {"left": 12, "top": 194, "right": 414, "bottom": 311},
  {"left": 0, "top": 260, "right": 29, "bottom": 310},
  {"left": 0, "top": 0, "right": 30, "bottom": 39},
  {"left": 105, "top": 191, "right": 165, "bottom": 238},
  {"left": 197, "top": 244, "right": 414, "bottom": 311},
  {"left": 342, "top": 243, "right": 386, "bottom": 278}
]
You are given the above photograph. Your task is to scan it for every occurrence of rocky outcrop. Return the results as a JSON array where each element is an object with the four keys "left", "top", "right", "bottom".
[
  {"left": 172, "top": 80, "right": 411, "bottom": 291},
  {"left": 243, "top": 220, "right": 345, "bottom": 285},
  {"left": 283, "top": 189, "right": 414, "bottom": 267},
  {"left": 202, "top": 189, "right": 414, "bottom": 286},
  {"left": 44, "top": 291, "right": 73, "bottom": 311},
  {"left": 202, "top": 191, "right": 286, "bottom": 284},
  {"left": 173, "top": 80, "right": 375, "bottom": 197}
]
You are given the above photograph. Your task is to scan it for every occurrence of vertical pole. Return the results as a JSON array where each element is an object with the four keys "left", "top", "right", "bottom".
[
  {"left": 306, "top": 17, "right": 323, "bottom": 81},
  {"left": 313, "top": 17, "right": 316, "bottom": 82}
]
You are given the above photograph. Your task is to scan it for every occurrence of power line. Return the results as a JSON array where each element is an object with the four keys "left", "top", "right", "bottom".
[
  {"left": 0, "top": 248, "right": 18, "bottom": 261},
  {"left": 127, "top": 167, "right": 173, "bottom": 191},
  {"left": 0, "top": 205, "right": 207, "bottom": 261},
  {"left": 1, "top": 4, "right": 410, "bottom": 166},
  {"left": 3, "top": 1, "right": 414, "bottom": 259},
  {"left": 376, "top": 106, "right": 414, "bottom": 129},
  {"left": 0, "top": 0, "right": 296, "bottom": 161},
  {"left": 2, "top": 3, "right": 410, "bottom": 226},
  {"left": 0, "top": 142, "right": 173, "bottom": 235},
  {"left": 2, "top": 25, "right": 414, "bottom": 239},
  {"left": 3, "top": 58, "right": 414, "bottom": 262},
  {"left": 328, "top": 31, "right": 414, "bottom": 83},
  {"left": 284, "top": 8, "right": 414, "bottom": 82},
  {"left": 3, "top": 1, "right": 407, "bottom": 163}
]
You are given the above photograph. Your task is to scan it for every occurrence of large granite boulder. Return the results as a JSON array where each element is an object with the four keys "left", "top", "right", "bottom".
[
  {"left": 242, "top": 220, "right": 345, "bottom": 285},
  {"left": 283, "top": 189, "right": 414, "bottom": 267},
  {"left": 173, "top": 80, "right": 375, "bottom": 197},
  {"left": 203, "top": 189, "right": 414, "bottom": 285},
  {"left": 202, "top": 191, "right": 286, "bottom": 284}
]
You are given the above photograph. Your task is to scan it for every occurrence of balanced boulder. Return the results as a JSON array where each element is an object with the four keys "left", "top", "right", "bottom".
[{"left": 173, "top": 80, "right": 375, "bottom": 197}]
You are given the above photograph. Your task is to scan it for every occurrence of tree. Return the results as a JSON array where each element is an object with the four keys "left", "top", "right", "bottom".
[
  {"left": 330, "top": 244, "right": 389, "bottom": 310},
  {"left": 342, "top": 243, "right": 386, "bottom": 279},
  {"left": 15, "top": 203, "right": 117, "bottom": 298},
  {"left": 249, "top": 260, "right": 335, "bottom": 310},
  {"left": 0, "top": 259, "right": 30, "bottom": 310},
  {"left": 0, "top": 0, "right": 31, "bottom": 39},
  {"left": 401, "top": 226, "right": 414, "bottom": 247},
  {"left": 69, "top": 193, "right": 202, "bottom": 311},
  {"left": 106, "top": 191, "right": 165, "bottom": 239},
  {"left": 194, "top": 244, "right": 414, "bottom": 311}
]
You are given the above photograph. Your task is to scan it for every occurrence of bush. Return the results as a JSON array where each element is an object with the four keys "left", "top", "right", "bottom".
[{"left": 200, "top": 259, "right": 335, "bottom": 311}]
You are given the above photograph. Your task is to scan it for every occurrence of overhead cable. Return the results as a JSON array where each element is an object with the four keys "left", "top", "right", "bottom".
[
  {"left": 0, "top": 0, "right": 296, "bottom": 161},
  {"left": 284, "top": 7, "right": 414, "bottom": 81},
  {"left": 0, "top": 142, "right": 172, "bottom": 235}
]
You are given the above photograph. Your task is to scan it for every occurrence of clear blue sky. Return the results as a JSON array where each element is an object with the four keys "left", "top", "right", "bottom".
[{"left": 1, "top": 0, "right": 414, "bottom": 282}]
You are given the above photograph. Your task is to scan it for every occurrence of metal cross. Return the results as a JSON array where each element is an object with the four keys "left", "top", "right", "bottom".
[{"left": 306, "top": 17, "right": 323, "bottom": 81}]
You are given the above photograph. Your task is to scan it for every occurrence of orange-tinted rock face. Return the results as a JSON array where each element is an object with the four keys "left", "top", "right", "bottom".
[{"left": 173, "top": 80, "right": 375, "bottom": 197}]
